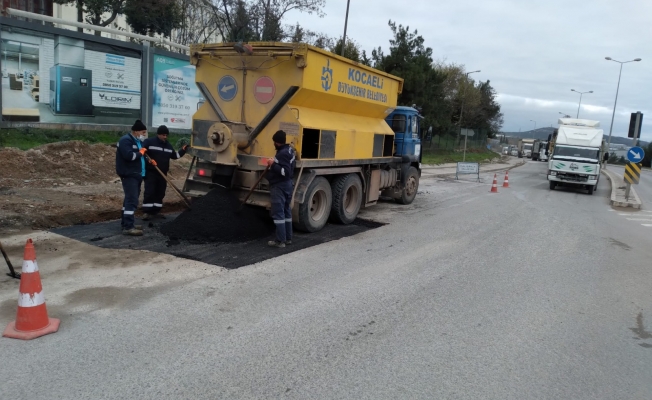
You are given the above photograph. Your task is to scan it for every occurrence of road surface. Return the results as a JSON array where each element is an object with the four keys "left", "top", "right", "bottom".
[{"left": 1, "top": 161, "right": 651, "bottom": 399}]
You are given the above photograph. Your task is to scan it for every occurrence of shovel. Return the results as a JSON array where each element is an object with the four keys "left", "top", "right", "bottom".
[
  {"left": 237, "top": 165, "right": 270, "bottom": 213},
  {"left": 145, "top": 155, "right": 193, "bottom": 210},
  {"left": 0, "top": 240, "right": 20, "bottom": 279}
]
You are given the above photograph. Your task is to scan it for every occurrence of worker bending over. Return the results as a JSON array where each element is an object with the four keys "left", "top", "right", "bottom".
[
  {"left": 141, "top": 125, "right": 187, "bottom": 220},
  {"left": 266, "top": 130, "right": 296, "bottom": 248}
]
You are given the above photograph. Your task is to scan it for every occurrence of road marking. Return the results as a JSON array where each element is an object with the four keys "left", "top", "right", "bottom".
[
  {"left": 626, "top": 218, "right": 652, "bottom": 221},
  {"left": 642, "top": 224, "right": 652, "bottom": 227}
]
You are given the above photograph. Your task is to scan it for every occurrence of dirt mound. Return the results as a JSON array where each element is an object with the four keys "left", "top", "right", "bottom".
[
  {"left": 0, "top": 141, "right": 117, "bottom": 188},
  {"left": 160, "top": 187, "right": 275, "bottom": 243},
  {"left": 0, "top": 141, "right": 190, "bottom": 189}
]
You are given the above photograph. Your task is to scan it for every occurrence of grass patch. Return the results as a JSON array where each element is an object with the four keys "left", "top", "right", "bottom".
[
  {"left": 0, "top": 128, "right": 189, "bottom": 151},
  {"left": 422, "top": 148, "right": 499, "bottom": 165}
]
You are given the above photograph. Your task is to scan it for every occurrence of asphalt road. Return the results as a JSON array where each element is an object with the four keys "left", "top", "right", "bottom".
[{"left": 2, "top": 161, "right": 652, "bottom": 399}]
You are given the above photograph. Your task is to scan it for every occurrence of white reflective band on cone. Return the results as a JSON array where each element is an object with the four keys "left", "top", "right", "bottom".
[
  {"left": 154, "top": 203, "right": 163, "bottom": 207},
  {"left": 18, "top": 291, "right": 45, "bottom": 308},
  {"left": 22, "top": 260, "right": 39, "bottom": 273}
]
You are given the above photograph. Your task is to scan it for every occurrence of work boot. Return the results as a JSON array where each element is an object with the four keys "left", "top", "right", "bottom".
[
  {"left": 122, "top": 225, "right": 142, "bottom": 231},
  {"left": 123, "top": 228, "right": 143, "bottom": 236},
  {"left": 285, "top": 240, "right": 292, "bottom": 245},
  {"left": 267, "top": 240, "right": 285, "bottom": 248},
  {"left": 142, "top": 213, "right": 151, "bottom": 221}
]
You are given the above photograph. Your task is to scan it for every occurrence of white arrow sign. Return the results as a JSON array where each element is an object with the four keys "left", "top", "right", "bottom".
[
  {"left": 629, "top": 149, "right": 642, "bottom": 160},
  {"left": 221, "top": 84, "right": 235, "bottom": 93}
]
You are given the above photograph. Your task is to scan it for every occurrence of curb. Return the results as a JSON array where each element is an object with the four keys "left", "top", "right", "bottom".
[{"left": 601, "top": 168, "right": 642, "bottom": 209}]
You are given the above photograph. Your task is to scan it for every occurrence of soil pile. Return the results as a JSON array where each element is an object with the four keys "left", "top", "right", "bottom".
[
  {"left": 0, "top": 141, "right": 190, "bottom": 189},
  {"left": 160, "top": 187, "right": 275, "bottom": 243}
]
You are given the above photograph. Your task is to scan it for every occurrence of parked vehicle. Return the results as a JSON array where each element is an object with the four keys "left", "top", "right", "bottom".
[
  {"left": 538, "top": 141, "right": 549, "bottom": 161},
  {"left": 183, "top": 42, "right": 422, "bottom": 232},
  {"left": 518, "top": 139, "right": 535, "bottom": 158},
  {"left": 531, "top": 140, "right": 542, "bottom": 161}
]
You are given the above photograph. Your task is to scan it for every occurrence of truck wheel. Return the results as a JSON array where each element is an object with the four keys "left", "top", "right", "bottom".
[
  {"left": 294, "top": 177, "right": 332, "bottom": 233},
  {"left": 396, "top": 167, "right": 419, "bottom": 205},
  {"left": 587, "top": 185, "right": 595, "bottom": 195},
  {"left": 549, "top": 181, "right": 556, "bottom": 190},
  {"left": 330, "top": 174, "right": 362, "bottom": 224}
]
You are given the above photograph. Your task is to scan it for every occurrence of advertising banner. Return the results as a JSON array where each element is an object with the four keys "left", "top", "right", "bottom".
[
  {"left": 152, "top": 55, "right": 202, "bottom": 129},
  {"left": 0, "top": 26, "right": 142, "bottom": 124}
]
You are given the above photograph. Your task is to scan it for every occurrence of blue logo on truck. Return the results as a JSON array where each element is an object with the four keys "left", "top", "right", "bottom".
[{"left": 321, "top": 60, "right": 333, "bottom": 92}]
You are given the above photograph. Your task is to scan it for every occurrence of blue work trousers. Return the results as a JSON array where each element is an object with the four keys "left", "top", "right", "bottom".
[
  {"left": 270, "top": 180, "right": 293, "bottom": 243},
  {"left": 121, "top": 176, "right": 142, "bottom": 230}
]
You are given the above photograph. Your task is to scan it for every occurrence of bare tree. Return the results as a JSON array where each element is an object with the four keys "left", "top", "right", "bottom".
[{"left": 175, "top": 0, "right": 222, "bottom": 46}]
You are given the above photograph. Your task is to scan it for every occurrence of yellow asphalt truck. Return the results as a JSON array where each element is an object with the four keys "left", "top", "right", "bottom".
[{"left": 183, "top": 42, "right": 422, "bottom": 232}]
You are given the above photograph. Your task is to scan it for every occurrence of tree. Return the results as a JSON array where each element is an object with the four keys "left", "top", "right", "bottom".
[
  {"left": 174, "top": 0, "right": 222, "bottom": 46},
  {"left": 330, "top": 37, "right": 361, "bottom": 62},
  {"left": 124, "top": 0, "right": 183, "bottom": 38},
  {"left": 53, "top": 0, "right": 126, "bottom": 35},
  {"left": 208, "top": 0, "right": 326, "bottom": 42}
]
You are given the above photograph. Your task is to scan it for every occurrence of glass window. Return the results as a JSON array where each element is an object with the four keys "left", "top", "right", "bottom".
[
  {"left": 390, "top": 115, "right": 406, "bottom": 133},
  {"left": 553, "top": 145, "right": 600, "bottom": 160},
  {"left": 411, "top": 116, "right": 418, "bottom": 136}
]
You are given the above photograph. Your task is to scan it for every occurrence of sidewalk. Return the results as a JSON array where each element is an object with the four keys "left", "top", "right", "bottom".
[
  {"left": 422, "top": 156, "right": 526, "bottom": 178},
  {"left": 601, "top": 168, "right": 642, "bottom": 209}
]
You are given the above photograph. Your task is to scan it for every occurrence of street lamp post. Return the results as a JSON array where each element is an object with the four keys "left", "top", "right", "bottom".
[
  {"left": 530, "top": 120, "right": 536, "bottom": 131},
  {"left": 570, "top": 89, "right": 593, "bottom": 118},
  {"left": 605, "top": 57, "right": 642, "bottom": 152},
  {"left": 460, "top": 69, "right": 480, "bottom": 162},
  {"left": 341, "top": 0, "right": 351, "bottom": 57}
]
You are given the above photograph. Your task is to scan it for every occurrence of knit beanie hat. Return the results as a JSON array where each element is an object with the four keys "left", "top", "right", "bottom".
[
  {"left": 272, "top": 130, "right": 286, "bottom": 144},
  {"left": 157, "top": 125, "right": 170, "bottom": 135},
  {"left": 132, "top": 120, "right": 147, "bottom": 131}
]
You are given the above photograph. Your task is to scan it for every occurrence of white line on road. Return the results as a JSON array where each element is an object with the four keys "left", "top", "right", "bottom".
[
  {"left": 642, "top": 224, "right": 652, "bottom": 227},
  {"left": 626, "top": 218, "right": 652, "bottom": 221}
]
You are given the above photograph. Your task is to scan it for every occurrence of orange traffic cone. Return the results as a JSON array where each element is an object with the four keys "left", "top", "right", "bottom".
[
  {"left": 502, "top": 171, "right": 510, "bottom": 188},
  {"left": 490, "top": 173, "right": 499, "bottom": 193},
  {"left": 3, "top": 239, "right": 60, "bottom": 340}
]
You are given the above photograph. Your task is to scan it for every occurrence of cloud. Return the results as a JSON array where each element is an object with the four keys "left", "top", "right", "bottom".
[{"left": 285, "top": 0, "right": 652, "bottom": 140}]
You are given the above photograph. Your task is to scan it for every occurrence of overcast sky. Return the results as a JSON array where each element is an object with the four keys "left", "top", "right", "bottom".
[{"left": 287, "top": 0, "right": 651, "bottom": 140}]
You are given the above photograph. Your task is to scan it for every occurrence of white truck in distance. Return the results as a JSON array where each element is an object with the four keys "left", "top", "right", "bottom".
[{"left": 548, "top": 118, "right": 604, "bottom": 195}]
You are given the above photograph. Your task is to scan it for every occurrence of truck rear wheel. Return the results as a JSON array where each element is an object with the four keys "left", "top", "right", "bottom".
[
  {"left": 396, "top": 167, "right": 419, "bottom": 205},
  {"left": 330, "top": 174, "right": 362, "bottom": 224},
  {"left": 294, "top": 177, "right": 332, "bottom": 233}
]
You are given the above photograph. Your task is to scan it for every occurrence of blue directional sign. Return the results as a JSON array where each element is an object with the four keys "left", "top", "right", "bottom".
[
  {"left": 218, "top": 75, "right": 237, "bottom": 101},
  {"left": 627, "top": 146, "right": 645, "bottom": 163}
]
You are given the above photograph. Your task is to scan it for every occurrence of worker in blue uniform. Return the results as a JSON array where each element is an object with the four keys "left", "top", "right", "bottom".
[
  {"left": 141, "top": 125, "right": 187, "bottom": 220},
  {"left": 115, "top": 120, "right": 148, "bottom": 236},
  {"left": 265, "top": 130, "right": 296, "bottom": 248}
]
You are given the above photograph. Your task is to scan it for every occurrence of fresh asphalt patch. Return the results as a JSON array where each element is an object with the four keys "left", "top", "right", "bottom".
[{"left": 51, "top": 216, "right": 384, "bottom": 269}]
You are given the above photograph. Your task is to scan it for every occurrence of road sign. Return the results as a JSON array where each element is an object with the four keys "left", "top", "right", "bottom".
[
  {"left": 624, "top": 162, "right": 641, "bottom": 185},
  {"left": 460, "top": 128, "right": 475, "bottom": 137},
  {"left": 254, "top": 76, "right": 276, "bottom": 104},
  {"left": 628, "top": 112, "right": 643, "bottom": 138},
  {"left": 218, "top": 75, "right": 237, "bottom": 101},
  {"left": 456, "top": 162, "right": 480, "bottom": 181},
  {"left": 627, "top": 146, "right": 645, "bottom": 163}
]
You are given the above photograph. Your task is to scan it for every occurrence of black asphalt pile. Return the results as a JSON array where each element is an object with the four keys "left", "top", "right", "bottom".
[{"left": 160, "top": 187, "right": 274, "bottom": 243}]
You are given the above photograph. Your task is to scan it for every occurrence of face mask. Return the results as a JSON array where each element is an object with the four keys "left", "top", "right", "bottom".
[{"left": 138, "top": 135, "right": 147, "bottom": 141}]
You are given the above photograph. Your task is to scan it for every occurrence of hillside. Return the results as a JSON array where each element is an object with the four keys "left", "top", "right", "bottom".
[{"left": 501, "top": 128, "right": 647, "bottom": 147}]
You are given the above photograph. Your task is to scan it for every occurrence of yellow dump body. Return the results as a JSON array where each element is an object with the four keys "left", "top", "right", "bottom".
[{"left": 189, "top": 42, "right": 403, "bottom": 167}]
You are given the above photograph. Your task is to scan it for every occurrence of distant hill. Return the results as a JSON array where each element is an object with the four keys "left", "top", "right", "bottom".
[{"left": 500, "top": 128, "right": 647, "bottom": 147}]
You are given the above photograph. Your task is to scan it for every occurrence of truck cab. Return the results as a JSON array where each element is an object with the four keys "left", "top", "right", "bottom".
[{"left": 385, "top": 106, "right": 422, "bottom": 165}]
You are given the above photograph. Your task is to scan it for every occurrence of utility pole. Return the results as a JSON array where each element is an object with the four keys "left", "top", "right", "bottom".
[
  {"left": 341, "top": 0, "right": 351, "bottom": 57},
  {"left": 460, "top": 70, "right": 480, "bottom": 162}
]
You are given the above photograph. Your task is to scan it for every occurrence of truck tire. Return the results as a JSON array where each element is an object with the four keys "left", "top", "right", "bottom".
[
  {"left": 549, "top": 181, "right": 556, "bottom": 190},
  {"left": 294, "top": 176, "right": 332, "bottom": 233},
  {"left": 330, "top": 174, "right": 363, "bottom": 224},
  {"left": 396, "top": 167, "right": 419, "bottom": 205},
  {"left": 587, "top": 185, "right": 595, "bottom": 195}
]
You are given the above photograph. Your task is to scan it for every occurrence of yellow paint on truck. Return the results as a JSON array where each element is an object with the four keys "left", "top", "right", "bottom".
[{"left": 189, "top": 42, "right": 403, "bottom": 164}]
